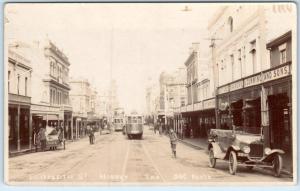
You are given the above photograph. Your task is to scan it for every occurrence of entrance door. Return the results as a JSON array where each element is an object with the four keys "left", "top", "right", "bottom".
[{"left": 268, "top": 93, "right": 291, "bottom": 152}]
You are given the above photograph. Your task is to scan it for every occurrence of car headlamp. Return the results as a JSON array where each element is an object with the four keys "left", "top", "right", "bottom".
[
  {"left": 243, "top": 146, "right": 250, "bottom": 154},
  {"left": 264, "top": 147, "right": 271, "bottom": 155}
]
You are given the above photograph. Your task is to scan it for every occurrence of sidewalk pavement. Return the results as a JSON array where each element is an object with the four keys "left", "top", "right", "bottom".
[
  {"left": 9, "top": 133, "right": 95, "bottom": 158},
  {"left": 178, "top": 137, "right": 208, "bottom": 151}
]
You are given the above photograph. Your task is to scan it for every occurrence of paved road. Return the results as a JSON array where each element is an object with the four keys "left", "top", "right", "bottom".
[{"left": 8, "top": 126, "right": 293, "bottom": 185}]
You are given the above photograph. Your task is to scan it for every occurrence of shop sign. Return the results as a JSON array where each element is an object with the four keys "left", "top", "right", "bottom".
[
  {"left": 203, "top": 99, "right": 215, "bottom": 109},
  {"left": 218, "top": 85, "right": 229, "bottom": 94},
  {"left": 229, "top": 80, "right": 243, "bottom": 91},
  {"left": 244, "top": 64, "right": 290, "bottom": 88}
]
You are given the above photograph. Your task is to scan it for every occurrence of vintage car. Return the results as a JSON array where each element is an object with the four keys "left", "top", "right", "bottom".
[
  {"left": 207, "top": 127, "right": 284, "bottom": 177},
  {"left": 36, "top": 126, "right": 65, "bottom": 151}
]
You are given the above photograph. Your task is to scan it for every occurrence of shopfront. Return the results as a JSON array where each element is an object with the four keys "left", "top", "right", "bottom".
[
  {"left": 216, "top": 62, "right": 292, "bottom": 172},
  {"left": 31, "top": 103, "right": 63, "bottom": 145},
  {"left": 8, "top": 93, "right": 31, "bottom": 152}
]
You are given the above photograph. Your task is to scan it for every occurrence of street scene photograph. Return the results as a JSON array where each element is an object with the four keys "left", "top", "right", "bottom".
[{"left": 4, "top": 2, "right": 297, "bottom": 185}]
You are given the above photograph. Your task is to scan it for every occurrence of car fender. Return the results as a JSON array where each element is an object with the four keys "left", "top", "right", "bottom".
[
  {"left": 261, "top": 149, "right": 285, "bottom": 162},
  {"left": 209, "top": 142, "right": 226, "bottom": 159}
]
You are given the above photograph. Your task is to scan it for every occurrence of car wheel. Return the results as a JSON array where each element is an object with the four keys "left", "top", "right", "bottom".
[
  {"left": 272, "top": 154, "right": 282, "bottom": 177},
  {"left": 229, "top": 151, "right": 237, "bottom": 175},
  {"left": 128, "top": 135, "right": 131, "bottom": 139},
  {"left": 208, "top": 147, "right": 216, "bottom": 168}
]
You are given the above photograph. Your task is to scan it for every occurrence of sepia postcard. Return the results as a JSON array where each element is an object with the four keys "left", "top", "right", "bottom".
[{"left": 3, "top": 2, "right": 297, "bottom": 186}]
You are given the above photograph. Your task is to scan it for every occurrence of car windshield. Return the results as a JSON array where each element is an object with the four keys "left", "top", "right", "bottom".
[{"left": 46, "top": 126, "right": 58, "bottom": 135}]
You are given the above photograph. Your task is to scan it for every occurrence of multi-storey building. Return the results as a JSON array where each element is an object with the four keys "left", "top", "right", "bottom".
[
  {"left": 69, "top": 78, "right": 91, "bottom": 139},
  {"left": 28, "top": 40, "right": 72, "bottom": 141},
  {"left": 159, "top": 68, "right": 187, "bottom": 131},
  {"left": 7, "top": 47, "right": 32, "bottom": 152},
  {"left": 174, "top": 43, "right": 215, "bottom": 139},
  {"left": 208, "top": 4, "right": 295, "bottom": 172},
  {"left": 11, "top": 39, "right": 73, "bottom": 143}
]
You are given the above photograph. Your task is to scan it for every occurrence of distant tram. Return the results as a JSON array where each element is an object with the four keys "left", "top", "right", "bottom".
[
  {"left": 125, "top": 114, "right": 143, "bottom": 139},
  {"left": 113, "top": 108, "right": 125, "bottom": 131}
]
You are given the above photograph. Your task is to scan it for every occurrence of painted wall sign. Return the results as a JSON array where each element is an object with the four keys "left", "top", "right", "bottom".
[
  {"left": 229, "top": 80, "right": 243, "bottom": 91},
  {"left": 218, "top": 63, "right": 291, "bottom": 94}
]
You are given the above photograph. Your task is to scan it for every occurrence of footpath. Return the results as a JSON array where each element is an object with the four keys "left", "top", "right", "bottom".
[{"left": 9, "top": 132, "right": 101, "bottom": 158}]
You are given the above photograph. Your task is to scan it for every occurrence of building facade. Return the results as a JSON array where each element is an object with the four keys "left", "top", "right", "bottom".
[
  {"left": 29, "top": 40, "right": 72, "bottom": 142},
  {"left": 8, "top": 47, "right": 32, "bottom": 152},
  {"left": 159, "top": 68, "right": 187, "bottom": 131},
  {"left": 69, "top": 78, "right": 91, "bottom": 139},
  {"left": 208, "top": 4, "right": 295, "bottom": 172},
  {"left": 174, "top": 42, "right": 215, "bottom": 139}
]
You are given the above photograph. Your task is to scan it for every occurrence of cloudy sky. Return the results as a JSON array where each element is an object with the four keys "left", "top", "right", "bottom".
[{"left": 5, "top": 3, "right": 218, "bottom": 113}]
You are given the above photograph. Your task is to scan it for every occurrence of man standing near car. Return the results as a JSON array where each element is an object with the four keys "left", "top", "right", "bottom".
[{"left": 39, "top": 126, "right": 47, "bottom": 151}]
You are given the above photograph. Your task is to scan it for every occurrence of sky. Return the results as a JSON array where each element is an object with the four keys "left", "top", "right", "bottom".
[{"left": 5, "top": 3, "right": 218, "bottom": 113}]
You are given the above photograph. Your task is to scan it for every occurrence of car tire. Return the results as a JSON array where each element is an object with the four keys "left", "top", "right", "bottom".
[
  {"left": 273, "top": 154, "right": 282, "bottom": 177},
  {"left": 229, "top": 151, "right": 237, "bottom": 175},
  {"left": 208, "top": 147, "right": 216, "bottom": 168}
]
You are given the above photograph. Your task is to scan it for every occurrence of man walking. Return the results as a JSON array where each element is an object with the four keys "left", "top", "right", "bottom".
[{"left": 169, "top": 128, "right": 178, "bottom": 158}]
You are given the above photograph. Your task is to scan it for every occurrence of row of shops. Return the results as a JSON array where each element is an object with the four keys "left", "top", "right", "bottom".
[
  {"left": 8, "top": 101, "right": 103, "bottom": 153},
  {"left": 171, "top": 62, "right": 292, "bottom": 171}
]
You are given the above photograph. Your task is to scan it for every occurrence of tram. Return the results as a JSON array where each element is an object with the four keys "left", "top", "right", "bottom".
[{"left": 125, "top": 114, "right": 144, "bottom": 139}]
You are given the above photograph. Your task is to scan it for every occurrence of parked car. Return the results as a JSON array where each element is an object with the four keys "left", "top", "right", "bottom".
[
  {"left": 207, "top": 126, "right": 284, "bottom": 177},
  {"left": 36, "top": 126, "right": 65, "bottom": 151}
]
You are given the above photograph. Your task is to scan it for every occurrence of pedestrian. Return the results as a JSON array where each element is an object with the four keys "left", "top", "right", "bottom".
[
  {"left": 159, "top": 122, "right": 162, "bottom": 135},
  {"left": 154, "top": 123, "right": 157, "bottom": 134},
  {"left": 169, "top": 128, "right": 178, "bottom": 158},
  {"left": 88, "top": 125, "right": 95, "bottom": 144},
  {"left": 38, "top": 126, "right": 47, "bottom": 151}
]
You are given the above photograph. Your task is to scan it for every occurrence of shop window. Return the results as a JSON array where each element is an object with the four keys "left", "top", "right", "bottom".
[
  {"left": 231, "top": 100, "right": 243, "bottom": 128},
  {"left": 243, "top": 98, "right": 261, "bottom": 134}
]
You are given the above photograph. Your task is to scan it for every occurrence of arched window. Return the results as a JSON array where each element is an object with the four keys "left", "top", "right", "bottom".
[{"left": 228, "top": 17, "right": 233, "bottom": 32}]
